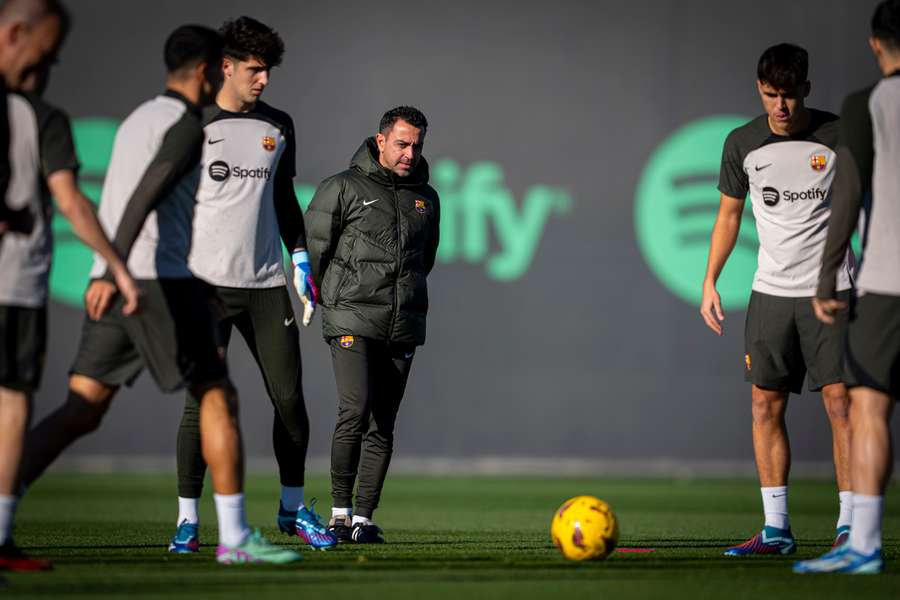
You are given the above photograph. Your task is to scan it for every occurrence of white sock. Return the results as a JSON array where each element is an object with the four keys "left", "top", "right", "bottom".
[
  {"left": 280, "top": 486, "right": 304, "bottom": 512},
  {"left": 352, "top": 515, "right": 373, "bottom": 526},
  {"left": 331, "top": 506, "right": 351, "bottom": 519},
  {"left": 0, "top": 495, "right": 17, "bottom": 545},
  {"left": 177, "top": 496, "right": 200, "bottom": 526},
  {"left": 761, "top": 486, "right": 789, "bottom": 530},
  {"left": 848, "top": 494, "right": 883, "bottom": 555},
  {"left": 213, "top": 493, "right": 251, "bottom": 547},
  {"left": 837, "top": 491, "right": 853, "bottom": 530}
]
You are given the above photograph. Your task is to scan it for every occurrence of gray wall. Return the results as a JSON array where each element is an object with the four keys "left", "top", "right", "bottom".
[{"left": 34, "top": 0, "right": 900, "bottom": 471}]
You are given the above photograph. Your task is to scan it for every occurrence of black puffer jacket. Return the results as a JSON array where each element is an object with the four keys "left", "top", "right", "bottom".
[{"left": 305, "top": 138, "right": 440, "bottom": 346}]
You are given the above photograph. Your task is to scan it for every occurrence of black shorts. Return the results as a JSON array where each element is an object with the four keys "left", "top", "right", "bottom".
[
  {"left": 70, "top": 278, "right": 227, "bottom": 393},
  {"left": 744, "top": 290, "right": 849, "bottom": 394},
  {"left": 844, "top": 292, "right": 900, "bottom": 398},
  {"left": 0, "top": 305, "right": 47, "bottom": 393}
]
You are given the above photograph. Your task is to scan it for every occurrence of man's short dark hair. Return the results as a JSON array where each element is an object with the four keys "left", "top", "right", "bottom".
[
  {"left": 220, "top": 16, "right": 284, "bottom": 69},
  {"left": 873, "top": 0, "right": 900, "bottom": 50},
  {"left": 164, "top": 24, "right": 222, "bottom": 73},
  {"left": 379, "top": 106, "right": 428, "bottom": 135},
  {"left": 757, "top": 43, "right": 809, "bottom": 90}
]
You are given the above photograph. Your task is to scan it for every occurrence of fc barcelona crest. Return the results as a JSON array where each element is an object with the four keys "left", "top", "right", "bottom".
[
  {"left": 810, "top": 154, "right": 827, "bottom": 171},
  {"left": 262, "top": 136, "right": 276, "bottom": 152},
  {"left": 415, "top": 199, "right": 426, "bottom": 214},
  {"left": 339, "top": 335, "right": 354, "bottom": 348}
]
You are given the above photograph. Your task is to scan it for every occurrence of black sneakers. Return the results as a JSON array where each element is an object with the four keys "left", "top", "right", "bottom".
[
  {"left": 350, "top": 522, "right": 385, "bottom": 544},
  {"left": 327, "top": 515, "right": 352, "bottom": 544}
]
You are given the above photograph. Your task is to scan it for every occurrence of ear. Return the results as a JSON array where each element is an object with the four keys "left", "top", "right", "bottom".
[
  {"left": 222, "top": 57, "right": 234, "bottom": 78},
  {"left": 756, "top": 80, "right": 765, "bottom": 95},
  {"left": 375, "top": 131, "right": 387, "bottom": 153},
  {"left": 869, "top": 36, "right": 882, "bottom": 58},
  {"left": 802, "top": 80, "right": 811, "bottom": 99}
]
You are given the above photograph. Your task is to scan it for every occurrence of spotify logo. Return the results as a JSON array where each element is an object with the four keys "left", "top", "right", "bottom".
[
  {"left": 634, "top": 115, "right": 759, "bottom": 310},
  {"left": 762, "top": 186, "right": 780, "bottom": 206},
  {"left": 208, "top": 160, "right": 230, "bottom": 182}
]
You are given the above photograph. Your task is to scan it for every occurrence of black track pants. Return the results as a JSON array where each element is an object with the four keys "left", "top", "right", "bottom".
[
  {"left": 177, "top": 286, "right": 309, "bottom": 497},
  {"left": 329, "top": 335, "right": 414, "bottom": 519}
]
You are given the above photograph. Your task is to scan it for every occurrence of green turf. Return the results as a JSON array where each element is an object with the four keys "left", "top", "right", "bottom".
[{"left": 3, "top": 474, "right": 899, "bottom": 598}]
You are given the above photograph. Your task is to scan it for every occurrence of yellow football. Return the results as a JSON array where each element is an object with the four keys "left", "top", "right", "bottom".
[{"left": 550, "top": 495, "right": 619, "bottom": 561}]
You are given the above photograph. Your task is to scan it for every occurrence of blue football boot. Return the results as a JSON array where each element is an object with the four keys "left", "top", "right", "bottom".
[
  {"left": 793, "top": 544, "right": 884, "bottom": 574},
  {"left": 168, "top": 519, "right": 200, "bottom": 553},
  {"left": 277, "top": 498, "right": 337, "bottom": 550},
  {"left": 723, "top": 525, "right": 796, "bottom": 556}
]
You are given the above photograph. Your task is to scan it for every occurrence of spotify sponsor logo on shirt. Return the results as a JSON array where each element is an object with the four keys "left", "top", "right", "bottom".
[
  {"left": 634, "top": 115, "right": 759, "bottom": 310},
  {"left": 762, "top": 186, "right": 827, "bottom": 207},
  {"left": 208, "top": 160, "right": 271, "bottom": 182}
]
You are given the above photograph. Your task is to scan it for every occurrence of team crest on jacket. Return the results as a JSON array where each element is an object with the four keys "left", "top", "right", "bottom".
[
  {"left": 415, "top": 199, "right": 426, "bottom": 214},
  {"left": 810, "top": 154, "right": 827, "bottom": 171},
  {"left": 262, "top": 136, "right": 276, "bottom": 152},
  {"left": 745, "top": 354, "right": 751, "bottom": 371},
  {"left": 339, "top": 335, "right": 354, "bottom": 348}
]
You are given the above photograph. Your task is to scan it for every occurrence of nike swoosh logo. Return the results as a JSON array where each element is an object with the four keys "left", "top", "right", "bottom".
[
  {"left": 207, "top": 138, "right": 224, "bottom": 145},
  {"left": 284, "top": 317, "right": 295, "bottom": 326},
  {"left": 404, "top": 352, "right": 414, "bottom": 359},
  {"left": 363, "top": 199, "right": 380, "bottom": 206},
  {"left": 771, "top": 493, "right": 787, "bottom": 498},
  {"left": 755, "top": 163, "right": 772, "bottom": 172}
]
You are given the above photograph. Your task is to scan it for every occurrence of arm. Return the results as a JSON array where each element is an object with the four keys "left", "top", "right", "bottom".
[
  {"left": 0, "top": 82, "right": 9, "bottom": 235},
  {"left": 304, "top": 176, "right": 344, "bottom": 290},
  {"left": 700, "top": 194, "right": 745, "bottom": 336},
  {"left": 46, "top": 170, "right": 138, "bottom": 318},
  {"left": 273, "top": 122, "right": 307, "bottom": 253},
  {"left": 814, "top": 89, "right": 873, "bottom": 323}
]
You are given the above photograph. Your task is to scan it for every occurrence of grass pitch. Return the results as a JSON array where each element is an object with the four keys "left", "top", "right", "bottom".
[{"left": 4, "top": 474, "right": 899, "bottom": 598}]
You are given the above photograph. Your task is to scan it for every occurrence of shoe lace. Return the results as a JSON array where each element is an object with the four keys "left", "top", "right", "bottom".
[{"left": 300, "top": 498, "right": 325, "bottom": 526}]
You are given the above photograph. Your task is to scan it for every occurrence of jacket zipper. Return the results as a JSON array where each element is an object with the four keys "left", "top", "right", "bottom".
[{"left": 387, "top": 179, "right": 401, "bottom": 340}]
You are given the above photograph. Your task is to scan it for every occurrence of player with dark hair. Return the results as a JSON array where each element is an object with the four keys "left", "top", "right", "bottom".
[
  {"left": 700, "top": 43, "right": 854, "bottom": 555},
  {"left": 15, "top": 24, "right": 300, "bottom": 565},
  {"left": 795, "top": 0, "right": 900, "bottom": 574},
  {"left": 307, "top": 105, "right": 440, "bottom": 543},
  {"left": 166, "top": 15, "right": 335, "bottom": 554},
  {"left": 0, "top": 0, "right": 140, "bottom": 571}
]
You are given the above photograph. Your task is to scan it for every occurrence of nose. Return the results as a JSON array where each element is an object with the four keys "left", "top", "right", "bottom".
[{"left": 258, "top": 71, "right": 269, "bottom": 87}]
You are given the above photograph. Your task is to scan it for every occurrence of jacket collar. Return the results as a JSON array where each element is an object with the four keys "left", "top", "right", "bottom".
[{"left": 349, "top": 137, "right": 430, "bottom": 187}]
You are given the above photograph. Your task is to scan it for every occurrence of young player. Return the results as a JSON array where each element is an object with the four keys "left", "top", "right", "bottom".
[
  {"left": 795, "top": 0, "right": 900, "bottom": 574},
  {"left": 306, "top": 106, "right": 440, "bottom": 543},
  {"left": 167, "top": 16, "right": 335, "bottom": 554},
  {"left": 699, "top": 43, "right": 855, "bottom": 555},
  {"left": 16, "top": 24, "right": 300, "bottom": 565},
  {"left": 0, "top": 0, "right": 140, "bottom": 571}
]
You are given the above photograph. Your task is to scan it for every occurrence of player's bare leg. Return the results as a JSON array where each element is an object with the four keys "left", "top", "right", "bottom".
[
  {"left": 751, "top": 385, "right": 790, "bottom": 486},
  {"left": 795, "top": 388, "right": 893, "bottom": 573},
  {"left": 822, "top": 383, "right": 851, "bottom": 490},
  {"left": 197, "top": 384, "right": 243, "bottom": 494},
  {"left": 0, "top": 388, "right": 29, "bottom": 496},
  {"left": 724, "top": 385, "right": 795, "bottom": 555},
  {"left": 821, "top": 382, "right": 852, "bottom": 545},
  {"left": 197, "top": 382, "right": 299, "bottom": 564}
]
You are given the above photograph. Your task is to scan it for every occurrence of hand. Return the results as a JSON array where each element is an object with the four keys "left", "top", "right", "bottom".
[
  {"left": 291, "top": 250, "right": 318, "bottom": 326},
  {"left": 84, "top": 280, "right": 118, "bottom": 321},
  {"left": 812, "top": 297, "right": 846, "bottom": 325},
  {"left": 111, "top": 266, "right": 140, "bottom": 316},
  {"left": 700, "top": 280, "right": 725, "bottom": 336}
]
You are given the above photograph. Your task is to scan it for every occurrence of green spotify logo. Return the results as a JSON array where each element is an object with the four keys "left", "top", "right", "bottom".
[{"left": 634, "top": 115, "right": 758, "bottom": 310}]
